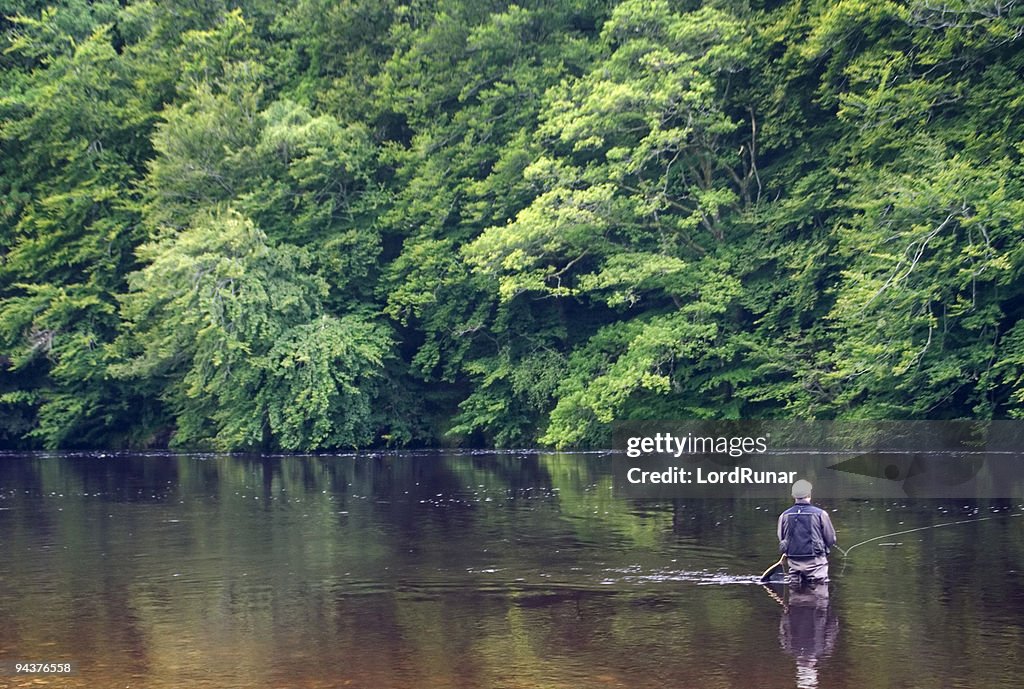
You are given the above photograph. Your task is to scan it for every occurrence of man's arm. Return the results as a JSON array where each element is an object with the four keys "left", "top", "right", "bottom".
[
  {"left": 777, "top": 512, "right": 786, "bottom": 543},
  {"left": 820, "top": 511, "right": 837, "bottom": 548}
]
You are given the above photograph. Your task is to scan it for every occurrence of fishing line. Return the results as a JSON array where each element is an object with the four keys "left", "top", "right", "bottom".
[
  {"left": 835, "top": 509, "right": 1019, "bottom": 556},
  {"left": 834, "top": 512, "right": 1023, "bottom": 575}
]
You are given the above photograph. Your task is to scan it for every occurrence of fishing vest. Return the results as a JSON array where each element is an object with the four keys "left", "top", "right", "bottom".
[{"left": 780, "top": 503, "right": 826, "bottom": 558}]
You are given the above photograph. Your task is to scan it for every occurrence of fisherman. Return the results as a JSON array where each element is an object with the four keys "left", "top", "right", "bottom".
[{"left": 778, "top": 479, "right": 836, "bottom": 589}]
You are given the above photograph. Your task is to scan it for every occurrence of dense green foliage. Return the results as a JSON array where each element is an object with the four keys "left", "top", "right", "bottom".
[{"left": 2, "top": 0, "right": 1023, "bottom": 449}]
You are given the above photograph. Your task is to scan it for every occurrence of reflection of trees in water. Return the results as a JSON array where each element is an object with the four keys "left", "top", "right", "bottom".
[
  {"left": 5, "top": 454, "right": 1024, "bottom": 687},
  {"left": 2, "top": 454, "right": 183, "bottom": 503},
  {"left": 668, "top": 496, "right": 790, "bottom": 565}
]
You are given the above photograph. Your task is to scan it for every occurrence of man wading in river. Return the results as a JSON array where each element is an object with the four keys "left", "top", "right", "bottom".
[{"left": 778, "top": 480, "right": 836, "bottom": 589}]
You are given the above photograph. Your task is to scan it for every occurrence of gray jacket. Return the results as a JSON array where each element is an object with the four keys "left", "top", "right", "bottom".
[{"left": 777, "top": 500, "right": 837, "bottom": 557}]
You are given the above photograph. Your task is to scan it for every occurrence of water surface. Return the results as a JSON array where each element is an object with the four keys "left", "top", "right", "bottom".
[{"left": 1, "top": 452, "right": 1022, "bottom": 688}]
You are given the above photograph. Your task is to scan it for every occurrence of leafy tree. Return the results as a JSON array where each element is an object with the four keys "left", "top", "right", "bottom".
[
  {"left": 3, "top": 0, "right": 1023, "bottom": 448},
  {"left": 112, "top": 210, "right": 391, "bottom": 449},
  {"left": 0, "top": 14, "right": 158, "bottom": 447}
]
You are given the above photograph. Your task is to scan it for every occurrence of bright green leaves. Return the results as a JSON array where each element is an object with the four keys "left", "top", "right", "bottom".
[
  {"left": 113, "top": 212, "right": 319, "bottom": 438},
  {"left": 113, "top": 211, "right": 390, "bottom": 449},
  {"left": 4, "top": 0, "right": 1024, "bottom": 449},
  {"left": 543, "top": 263, "right": 744, "bottom": 445},
  {"left": 752, "top": 0, "right": 1024, "bottom": 420},
  {"left": 465, "top": 181, "right": 617, "bottom": 300},
  {"left": 0, "top": 10, "right": 164, "bottom": 447},
  {"left": 543, "top": 312, "right": 711, "bottom": 446},
  {"left": 146, "top": 90, "right": 382, "bottom": 295},
  {"left": 263, "top": 315, "right": 390, "bottom": 449},
  {"left": 539, "top": 0, "right": 753, "bottom": 234},
  {"left": 458, "top": 0, "right": 758, "bottom": 445},
  {"left": 144, "top": 81, "right": 263, "bottom": 229},
  {"left": 244, "top": 100, "right": 380, "bottom": 275},
  {"left": 466, "top": 0, "right": 754, "bottom": 304},
  {"left": 985, "top": 320, "right": 1024, "bottom": 417},
  {"left": 577, "top": 253, "right": 688, "bottom": 308},
  {"left": 1, "top": 2, "right": 121, "bottom": 66},
  {"left": 825, "top": 155, "right": 1024, "bottom": 416},
  {"left": 118, "top": 212, "right": 320, "bottom": 375},
  {"left": 449, "top": 347, "right": 568, "bottom": 447}
]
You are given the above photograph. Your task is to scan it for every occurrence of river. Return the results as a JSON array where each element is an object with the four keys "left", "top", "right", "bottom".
[{"left": 1, "top": 451, "right": 1022, "bottom": 688}]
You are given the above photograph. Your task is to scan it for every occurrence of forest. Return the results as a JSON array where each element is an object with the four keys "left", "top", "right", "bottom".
[{"left": 1, "top": 0, "right": 1023, "bottom": 450}]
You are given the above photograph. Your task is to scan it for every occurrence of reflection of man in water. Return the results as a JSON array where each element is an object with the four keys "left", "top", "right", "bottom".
[
  {"left": 777, "top": 480, "right": 836, "bottom": 588},
  {"left": 779, "top": 590, "right": 839, "bottom": 689}
]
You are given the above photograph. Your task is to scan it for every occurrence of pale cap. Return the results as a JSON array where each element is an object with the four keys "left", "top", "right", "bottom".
[{"left": 791, "top": 479, "right": 813, "bottom": 499}]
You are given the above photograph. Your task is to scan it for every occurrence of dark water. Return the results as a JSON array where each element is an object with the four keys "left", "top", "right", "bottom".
[{"left": 1, "top": 452, "right": 1022, "bottom": 689}]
